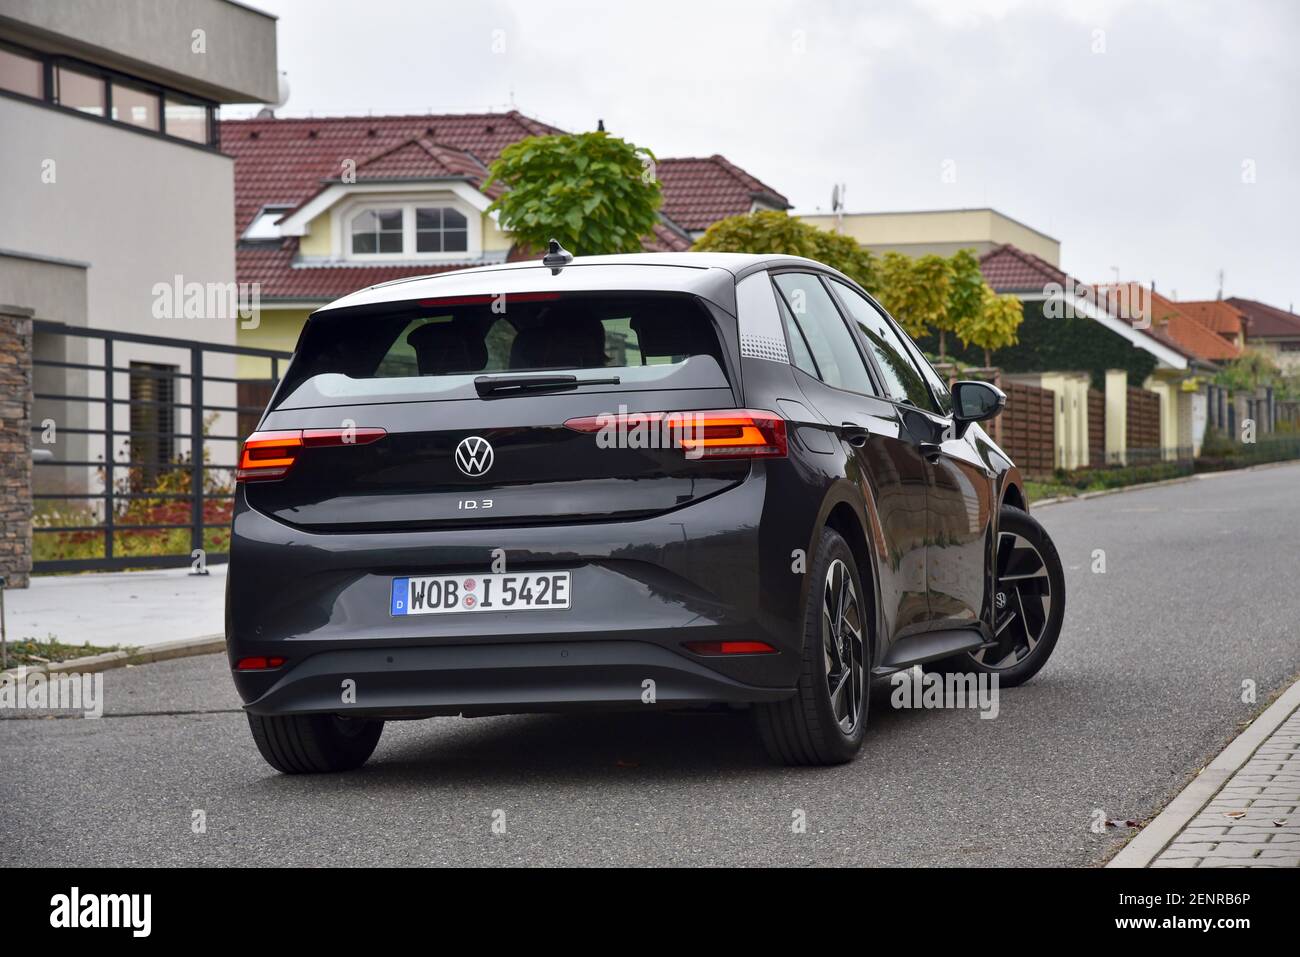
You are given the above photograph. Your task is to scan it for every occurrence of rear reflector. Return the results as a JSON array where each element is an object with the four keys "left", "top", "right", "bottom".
[
  {"left": 563, "top": 409, "right": 787, "bottom": 459},
  {"left": 235, "top": 656, "right": 286, "bottom": 671},
  {"left": 237, "top": 427, "right": 386, "bottom": 482},
  {"left": 683, "top": 640, "right": 778, "bottom": 655}
]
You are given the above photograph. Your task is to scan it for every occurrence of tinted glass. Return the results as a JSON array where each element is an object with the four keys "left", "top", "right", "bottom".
[
  {"left": 829, "top": 279, "right": 937, "bottom": 412},
  {"left": 165, "top": 96, "right": 208, "bottom": 143},
  {"left": 56, "top": 66, "right": 104, "bottom": 116},
  {"left": 111, "top": 81, "right": 159, "bottom": 130},
  {"left": 0, "top": 46, "right": 43, "bottom": 98},
  {"left": 776, "top": 293, "right": 819, "bottom": 378},
  {"left": 285, "top": 293, "right": 726, "bottom": 388},
  {"left": 772, "top": 274, "right": 873, "bottom": 394}
]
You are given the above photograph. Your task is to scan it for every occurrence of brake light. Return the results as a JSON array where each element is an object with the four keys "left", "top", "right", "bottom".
[
  {"left": 237, "top": 430, "right": 302, "bottom": 482},
  {"left": 237, "top": 428, "right": 386, "bottom": 482},
  {"left": 563, "top": 409, "right": 787, "bottom": 459},
  {"left": 235, "top": 656, "right": 286, "bottom": 670},
  {"left": 683, "top": 641, "right": 778, "bottom": 655}
]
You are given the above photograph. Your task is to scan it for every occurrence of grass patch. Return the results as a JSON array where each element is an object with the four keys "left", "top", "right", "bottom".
[{"left": 2, "top": 634, "right": 129, "bottom": 670}]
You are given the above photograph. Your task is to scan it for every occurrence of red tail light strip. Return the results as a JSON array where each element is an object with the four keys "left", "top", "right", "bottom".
[
  {"left": 683, "top": 641, "right": 778, "bottom": 655},
  {"left": 562, "top": 409, "right": 787, "bottom": 459},
  {"left": 237, "top": 428, "right": 386, "bottom": 482}
]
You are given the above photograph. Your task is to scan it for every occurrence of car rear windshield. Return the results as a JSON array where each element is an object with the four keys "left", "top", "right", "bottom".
[{"left": 276, "top": 291, "right": 729, "bottom": 403}]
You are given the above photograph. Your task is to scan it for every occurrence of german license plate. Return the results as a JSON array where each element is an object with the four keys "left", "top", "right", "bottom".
[{"left": 390, "top": 572, "right": 570, "bottom": 616}]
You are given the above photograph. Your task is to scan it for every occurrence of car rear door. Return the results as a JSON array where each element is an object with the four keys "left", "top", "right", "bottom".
[
  {"left": 767, "top": 270, "right": 932, "bottom": 642},
  {"left": 825, "top": 278, "right": 995, "bottom": 630}
]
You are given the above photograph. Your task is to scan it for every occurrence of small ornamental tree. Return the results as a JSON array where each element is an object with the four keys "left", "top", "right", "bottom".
[
  {"left": 485, "top": 131, "right": 662, "bottom": 256},
  {"left": 874, "top": 252, "right": 951, "bottom": 340},
  {"left": 957, "top": 285, "right": 1025, "bottom": 368},
  {"left": 940, "top": 249, "right": 986, "bottom": 360},
  {"left": 692, "top": 211, "right": 877, "bottom": 290}
]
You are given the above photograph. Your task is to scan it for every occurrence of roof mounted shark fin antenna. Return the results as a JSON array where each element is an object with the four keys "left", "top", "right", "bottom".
[{"left": 542, "top": 238, "right": 574, "bottom": 275}]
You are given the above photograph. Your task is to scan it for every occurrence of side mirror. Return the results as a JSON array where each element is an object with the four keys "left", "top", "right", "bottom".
[{"left": 951, "top": 380, "right": 1006, "bottom": 436}]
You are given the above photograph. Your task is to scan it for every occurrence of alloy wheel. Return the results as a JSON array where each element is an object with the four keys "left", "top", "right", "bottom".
[
  {"left": 822, "top": 558, "right": 865, "bottom": 733},
  {"left": 975, "top": 531, "right": 1054, "bottom": 669}
]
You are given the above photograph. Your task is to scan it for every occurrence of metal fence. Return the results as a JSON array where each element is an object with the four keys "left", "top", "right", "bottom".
[{"left": 30, "top": 320, "right": 291, "bottom": 573}]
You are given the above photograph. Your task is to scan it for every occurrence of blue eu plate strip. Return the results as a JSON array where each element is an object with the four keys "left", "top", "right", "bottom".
[{"left": 390, "top": 578, "right": 409, "bottom": 616}]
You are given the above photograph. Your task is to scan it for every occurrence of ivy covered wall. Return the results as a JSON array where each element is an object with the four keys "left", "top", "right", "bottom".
[{"left": 916, "top": 300, "right": 1159, "bottom": 391}]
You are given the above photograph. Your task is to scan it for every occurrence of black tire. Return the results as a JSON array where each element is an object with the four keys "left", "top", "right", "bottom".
[
  {"left": 754, "top": 527, "right": 871, "bottom": 766},
  {"left": 247, "top": 713, "right": 384, "bottom": 774},
  {"left": 927, "top": 504, "right": 1065, "bottom": 687}
]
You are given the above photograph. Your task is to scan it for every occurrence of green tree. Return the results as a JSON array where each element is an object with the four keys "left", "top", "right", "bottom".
[
  {"left": 692, "top": 211, "right": 876, "bottom": 290},
  {"left": 940, "top": 249, "right": 986, "bottom": 361},
  {"left": 956, "top": 286, "right": 1025, "bottom": 368},
  {"left": 485, "top": 131, "right": 662, "bottom": 255},
  {"left": 873, "top": 252, "right": 951, "bottom": 340}
]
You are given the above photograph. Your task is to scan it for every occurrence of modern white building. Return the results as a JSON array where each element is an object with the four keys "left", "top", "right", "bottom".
[{"left": 0, "top": 0, "right": 278, "bottom": 504}]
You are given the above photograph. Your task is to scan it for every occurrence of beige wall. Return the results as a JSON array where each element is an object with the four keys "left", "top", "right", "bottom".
[
  {"left": 0, "top": 0, "right": 278, "bottom": 103},
  {"left": 237, "top": 307, "right": 311, "bottom": 378},
  {"left": 802, "top": 208, "right": 1060, "bottom": 266}
]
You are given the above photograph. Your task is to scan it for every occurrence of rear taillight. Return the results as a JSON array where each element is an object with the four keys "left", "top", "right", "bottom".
[
  {"left": 563, "top": 409, "right": 787, "bottom": 459},
  {"left": 236, "top": 428, "right": 386, "bottom": 482}
]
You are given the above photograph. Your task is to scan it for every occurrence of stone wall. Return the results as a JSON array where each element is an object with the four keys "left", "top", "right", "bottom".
[{"left": 0, "top": 305, "right": 34, "bottom": 588}]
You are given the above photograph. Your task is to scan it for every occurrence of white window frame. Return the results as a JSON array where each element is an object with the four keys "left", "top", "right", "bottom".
[{"left": 335, "top": 192, "right": 482, "bottom": 263}]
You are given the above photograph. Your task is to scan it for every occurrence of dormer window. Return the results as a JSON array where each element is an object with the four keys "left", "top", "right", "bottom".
[
  {"left": 351, "top": 208, "right": 403, "bottom": 254},
  {"left": 416, "top": 207, "right": 468, "bottom": 253},
  {"left": 339, "top": 199, "right": 480, "bottom": 262}
]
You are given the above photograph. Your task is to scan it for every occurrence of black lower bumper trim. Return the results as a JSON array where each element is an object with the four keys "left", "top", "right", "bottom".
[{"left": 242, "top": 640, "right": 794, "bottom": 718}]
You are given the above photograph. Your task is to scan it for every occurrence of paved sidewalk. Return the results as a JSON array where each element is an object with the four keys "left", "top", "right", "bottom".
[
  {"left": 2, "top": 565, "right": 226, "bottom": 650},
  {"left": 1152, "top": 706, "right": 1300, "bottom": 867}
]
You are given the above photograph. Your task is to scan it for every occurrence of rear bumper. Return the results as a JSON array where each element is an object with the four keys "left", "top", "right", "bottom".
[
  {"left": 239, "top": 640, "right": 794, "bottom": 718},
  {"left": 227, "top": 464, "right": 821, "bottom": 711}
]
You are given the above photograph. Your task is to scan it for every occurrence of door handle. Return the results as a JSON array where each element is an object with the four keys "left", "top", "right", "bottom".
[
  {"left": 919, "top": 441, "right": 943, "bottom": 463},
  {"left": 839, "top": 422, "right": 869, "bottom": 448}
]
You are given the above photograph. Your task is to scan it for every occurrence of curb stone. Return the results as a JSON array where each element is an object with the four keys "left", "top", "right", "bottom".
[
  {"left": 0, "top": 635, "right": 226, "bottom": 681},
  {"left": 1107, "top": 673, "right": 1300, "bottom": 868},
  {"left": 1031, "top": 458, "right": 1300, "bottom": 509}
]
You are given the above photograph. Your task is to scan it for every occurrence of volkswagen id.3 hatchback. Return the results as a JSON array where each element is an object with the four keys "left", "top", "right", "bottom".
[{"left": 227, "top": 247, "right": 1065, "bottom": 772}]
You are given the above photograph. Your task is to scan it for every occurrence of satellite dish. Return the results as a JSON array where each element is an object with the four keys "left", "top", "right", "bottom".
[{"left": 275, "top": 71, "right": 291, "bottom": 108}]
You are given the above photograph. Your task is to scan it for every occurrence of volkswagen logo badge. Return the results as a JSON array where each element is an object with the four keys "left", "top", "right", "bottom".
[{"left": 454, "top": 436, "right": 494, "bottom": 477}]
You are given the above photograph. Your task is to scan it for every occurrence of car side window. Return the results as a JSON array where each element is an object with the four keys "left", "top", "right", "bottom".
[
  {"left": 900, "top": 336, "right": 953, "bottom": 416},
  {"left": 828, "top": 279, "right": 938, "bottom": 413},
  {"left": 775, "top": 292, "right": 820, "bottom": 378},
  {"left": 772, "top": 273, "right": 874, "bottom": 395}
]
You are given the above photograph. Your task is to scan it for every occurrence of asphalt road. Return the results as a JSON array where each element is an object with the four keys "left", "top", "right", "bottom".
[{"left": 3, "top": 463, "right": 1299, "bottom": 867}]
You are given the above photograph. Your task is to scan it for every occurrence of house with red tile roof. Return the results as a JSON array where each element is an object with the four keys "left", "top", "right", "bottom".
[
  {"left": 967, "top": 245, "right": 1247, "bottom": 463},
  {"left": 1175, "top": 299, "right": 1248, "bottom": 350},
  {"left": 1226, "top": 297, "right": 1300, "bottom": 373},
  {"left": 221, "top": 110, "right": 788, "bottom": 375}
]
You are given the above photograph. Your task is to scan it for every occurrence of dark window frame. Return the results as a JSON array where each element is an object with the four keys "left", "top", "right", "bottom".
[{"left": 0, "top": 36, "right": 219, "bottom": 149}]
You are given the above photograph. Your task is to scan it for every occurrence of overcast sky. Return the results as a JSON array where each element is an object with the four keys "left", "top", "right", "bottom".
[{"left": 231, "top": 0, "right": 1299, "bottom": 309}]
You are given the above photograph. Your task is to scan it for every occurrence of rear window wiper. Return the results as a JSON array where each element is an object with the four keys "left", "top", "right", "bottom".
[{"left": 473, "top": 373, "right": 621, "bottom": 397}]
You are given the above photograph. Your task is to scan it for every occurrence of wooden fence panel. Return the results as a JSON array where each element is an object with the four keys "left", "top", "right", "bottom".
[
  {"left": 1126, "top": 386, "right": 1161, "bottom": 461},
  {"left": 1088, "top": 388, "right": 1105, "bottom": 467},
  {"left": 999, "top": 380, "right": 1056, "bottom": 476}
]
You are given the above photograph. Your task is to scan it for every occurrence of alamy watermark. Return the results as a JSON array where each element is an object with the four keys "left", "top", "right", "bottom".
[
  {"left": 152, "top": 275, "right": 262, "bottom": 329},
  {"left": 890, "top": 666, "right": 1000, "bottom": 719},
  {"left": 0, "top": 668, "right": 104, "bottom": 719},
  {"left": 1042, "top": 277, "right": 1152, "bottom": 329}
]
